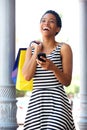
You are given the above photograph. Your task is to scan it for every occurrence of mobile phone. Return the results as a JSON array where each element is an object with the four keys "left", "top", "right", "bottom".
[{"left": 37, "top": 53, "right": 46, "bottom": 62}]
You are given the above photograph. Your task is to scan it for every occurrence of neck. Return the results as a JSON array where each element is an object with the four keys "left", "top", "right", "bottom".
[
  {"left": 42, "top": 37, "right": 55, "bottom": 47},
  {"left": 41, "top": 39, "right": 57, "bottom": 54}
]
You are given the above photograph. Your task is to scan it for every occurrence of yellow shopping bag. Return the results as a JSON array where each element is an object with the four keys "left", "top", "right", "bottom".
[{"left": 16, "top": 48, "right": 33, "bottom": 91}]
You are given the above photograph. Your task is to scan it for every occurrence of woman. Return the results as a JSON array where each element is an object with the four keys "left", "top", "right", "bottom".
[{"left": 22, "top": 10, "right": 76, "bottom": 130}]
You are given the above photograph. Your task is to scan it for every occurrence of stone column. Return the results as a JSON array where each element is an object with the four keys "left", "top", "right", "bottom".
[
  {"left": 78, "top": 0, "right": 87, "bottom": 130},
  {"left": 0, "top": 0, "right": 18, "bottom": 130}
]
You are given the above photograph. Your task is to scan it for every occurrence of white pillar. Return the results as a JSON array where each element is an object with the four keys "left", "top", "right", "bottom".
[
  {"left": 0, "top": 0, "right": 18, "bottom": 129},
  {"left": 78, "top": 0, "right": 87, "bottom": 129}
]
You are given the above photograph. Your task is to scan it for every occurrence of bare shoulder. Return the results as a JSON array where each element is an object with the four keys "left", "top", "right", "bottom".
[
  {"left": 60, "top": 42, "right": 73, "bottom": 56},
  {"left": 60, "top": 42, "right": 72, "bottom": 51}
]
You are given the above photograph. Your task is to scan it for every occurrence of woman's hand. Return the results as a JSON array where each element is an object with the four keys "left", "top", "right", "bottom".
[
  {"left": 36, "top": 57, "right": 54, "bottom": 71},
  {"left": 30, "top": 41, "right": 43, "bottom": 54}
]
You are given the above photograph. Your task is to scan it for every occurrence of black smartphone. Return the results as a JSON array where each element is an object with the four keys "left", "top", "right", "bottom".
[{"left": 37, "top": 53, "right": 46, "bottom": 62}]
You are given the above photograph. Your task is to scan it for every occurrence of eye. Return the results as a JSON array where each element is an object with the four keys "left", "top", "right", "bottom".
[
  {"left": 49, "top": 19, "right": 56, "bottom": 23},
  {"left": 41, "top": 18, "right": 46, "bottom": 23}
]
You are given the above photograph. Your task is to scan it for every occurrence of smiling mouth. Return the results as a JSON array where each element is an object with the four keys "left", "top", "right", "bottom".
[{"left": 43, "top": 27, "right": 50, "bottom": 31}]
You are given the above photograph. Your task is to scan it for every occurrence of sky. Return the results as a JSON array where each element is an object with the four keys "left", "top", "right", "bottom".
[{"left": 16, "top": 0, "right": 80, "bottom": 75}]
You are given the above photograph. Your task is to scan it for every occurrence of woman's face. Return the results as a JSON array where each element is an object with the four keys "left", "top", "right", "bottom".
[{"left": 40, "top": 13, "right": 59, "bottom": 37}]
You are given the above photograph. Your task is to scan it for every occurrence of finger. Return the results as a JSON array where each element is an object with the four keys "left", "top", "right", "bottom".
[
  {"left": 40, "top": 56, "right": 46, "bottom": 62},
  {"left": 36, "top": 59, "right": 42, "bottom": 65}
]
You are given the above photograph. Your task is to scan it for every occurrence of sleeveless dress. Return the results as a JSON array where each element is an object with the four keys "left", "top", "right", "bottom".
[{"left": 23, "top": 44, "right": 76, "bottom": 130}]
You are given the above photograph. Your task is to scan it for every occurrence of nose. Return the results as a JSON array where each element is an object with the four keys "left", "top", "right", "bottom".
[{"left": 45, "top": 20, "right": 49, "bottom": 25}]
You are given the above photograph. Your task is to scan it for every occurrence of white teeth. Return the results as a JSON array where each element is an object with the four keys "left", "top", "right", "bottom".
[{"left": 43, "top": 27, "right": 50, "bottom": 30}]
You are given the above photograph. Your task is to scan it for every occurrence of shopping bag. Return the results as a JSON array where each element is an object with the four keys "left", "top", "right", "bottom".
[{"left": 12, "top": 48, "right": 33, "bottom": 91}]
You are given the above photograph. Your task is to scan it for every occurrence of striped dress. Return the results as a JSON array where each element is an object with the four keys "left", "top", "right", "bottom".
[{"left": 23, "top": 44, "right": 76, "bottom": 130}]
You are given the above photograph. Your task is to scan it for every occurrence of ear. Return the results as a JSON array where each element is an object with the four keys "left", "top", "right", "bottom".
[{"left": 56, "top": 27, "right": 61, "bottom": 34}]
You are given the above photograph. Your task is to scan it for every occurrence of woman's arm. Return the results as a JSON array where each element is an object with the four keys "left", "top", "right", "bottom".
[
  {"left": 22, "top": 42, "right": 42, "bottom": 81},
  {"left": 52, "top": 43, "right": 73, "bottom": 86}
]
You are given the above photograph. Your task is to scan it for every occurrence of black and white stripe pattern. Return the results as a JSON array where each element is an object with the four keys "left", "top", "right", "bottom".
[
  {"left": 23, "top": 44, "right": 76, "bottom": 130},
  {"left": 33, "top": 44, "right": 63, "bottom": 89}
]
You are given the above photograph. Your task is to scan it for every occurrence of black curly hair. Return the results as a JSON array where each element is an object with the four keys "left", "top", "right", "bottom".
[{"left": 40, "top": 10, "right": 62, "bottom": 35}]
